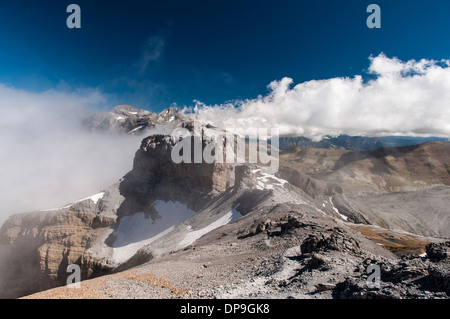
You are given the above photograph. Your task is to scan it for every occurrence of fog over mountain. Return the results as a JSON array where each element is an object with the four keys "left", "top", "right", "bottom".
[{"left": 0, "top": 84, "right": 143, "bottom": 223}]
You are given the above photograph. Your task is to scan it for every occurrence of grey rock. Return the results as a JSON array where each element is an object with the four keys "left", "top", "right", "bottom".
[
  {"left": 428, "top": 264, "right": 450, "bottom": 295},
  {"left": 300, "top": 229, "right": 361, "bottom": 256},
  {"left": 426, "top": 242, "right": 450, "bottom": 261}
]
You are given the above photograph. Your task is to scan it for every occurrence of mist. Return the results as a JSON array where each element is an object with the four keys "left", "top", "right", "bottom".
[
  {"left": 0, "top": 84, "right": 143, "bottom": 224},
  {"left": 190, "top": 54, "right": 450, "bottom": 141}
]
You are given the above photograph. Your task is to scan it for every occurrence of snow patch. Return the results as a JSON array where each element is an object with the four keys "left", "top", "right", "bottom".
[
  {"left": 79, "top": 192, "right": 105, "bottom": 204},
  {"left": 179, "top": 207, "right": 242, "bottom": 247},
  {"left": 254, "top": 171, "right": 288, "bottom": 190},
  {"left": 112, "top": 226, "right": 174, "bottom": 263},
  {"left": 110, "top": 201, "right": 197, "bottom": 263},
  {"left": 128, "top": 125, "right": 144, "bottom": 134},
  {"left": 40, "top": 204, "right": 72, "bottom": 212},
  {"left": 39, "top": 192, "right": 105, "bottom": 211},
  {"left": 330, "top": 197, "right": 348, "bottom": 221}
]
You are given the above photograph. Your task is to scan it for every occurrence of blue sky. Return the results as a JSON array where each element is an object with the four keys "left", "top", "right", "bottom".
[{"left": 0, "top": 0, "right": 450, "bottom": 111}]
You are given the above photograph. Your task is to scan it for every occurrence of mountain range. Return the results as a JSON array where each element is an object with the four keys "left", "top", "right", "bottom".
[
  {"left": 277, "top": 135, "right": 449, "bottom": 151},
  {"left": 0, "top": 105, "right": 448, "bottom": 299}
]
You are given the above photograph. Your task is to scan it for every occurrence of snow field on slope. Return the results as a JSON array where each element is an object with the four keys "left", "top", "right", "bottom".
[{"left": 178, "top": 206, "right": 242, "bottom": 247}]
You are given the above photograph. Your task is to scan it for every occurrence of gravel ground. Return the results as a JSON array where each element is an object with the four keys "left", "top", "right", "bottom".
[{"left": 23, "top": 207, "right": 400, "bottom": 299}]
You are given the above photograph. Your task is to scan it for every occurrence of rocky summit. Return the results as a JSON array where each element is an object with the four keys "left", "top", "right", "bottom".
[{"left": 0, "top": 106, "right": 448, "bottom": 299}]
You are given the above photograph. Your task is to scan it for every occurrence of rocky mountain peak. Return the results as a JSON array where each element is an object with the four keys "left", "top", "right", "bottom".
[
  {"left": 111, "top": 105, "right": 152, "bottom": 117},
  {"left": 84, "top": 105, "right": 191, "bottom": 135},
  {"left": 131, "top": 123, "right": 237, "bottom": 193}
]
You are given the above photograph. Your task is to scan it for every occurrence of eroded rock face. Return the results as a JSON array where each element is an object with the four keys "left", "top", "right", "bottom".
[
  {"left": 0, "top": 210, "right": 115, "bottom": 298},
  {"left": 131, "top": 125, "right": 236, "bottom": 193},
  {"left": 276, "top": 166, "right": 369, "bottom": 224}
]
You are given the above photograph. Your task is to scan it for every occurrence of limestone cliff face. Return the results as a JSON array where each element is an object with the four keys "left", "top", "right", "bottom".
[
  {"left": 114, "top": 125, "right": 237, "bottom": 223},
  {"left": 0, "top": 209, "right": 115, "bottom": 298},
  {"left": 133, "top": 132, "right": 236, "bottom": 193}
]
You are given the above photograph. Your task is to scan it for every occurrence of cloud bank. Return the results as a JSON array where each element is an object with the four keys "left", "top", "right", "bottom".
[
  {"left": 190, "top": 54, "right": 450, "bottom": 140},
  {"left": 0, "top": 85, "right": 142, "bottom": 223}
]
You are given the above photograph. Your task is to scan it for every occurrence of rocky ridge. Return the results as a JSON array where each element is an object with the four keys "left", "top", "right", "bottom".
[
  {"left": 280, "top": 143, "right": 450, "bottom": 237},
  {"left": 84, "top": 105, "right": 187, "bottom": 135}
]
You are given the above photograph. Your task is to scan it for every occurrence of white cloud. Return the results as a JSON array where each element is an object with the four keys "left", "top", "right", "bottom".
[
  {"left": 190, "top": 53, "right": 450, "bottom": 140},
  {"left": 135, "top": 34, "right": 166, "bottom": 74},
  {"left": 0, "top": 84, "right": 142, "bottom": 223}
]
